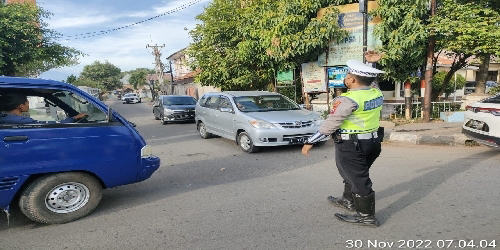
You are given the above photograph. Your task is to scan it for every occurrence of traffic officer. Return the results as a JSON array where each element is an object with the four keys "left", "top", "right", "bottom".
[
  {"left": 302, "top": 56, "right": 385, "bottom": 227},
  {"left": 0, "top": 93, "right": 87, "bottom": 124}
]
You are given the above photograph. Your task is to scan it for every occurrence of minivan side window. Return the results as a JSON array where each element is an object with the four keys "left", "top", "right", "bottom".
[
  {"left": 199, "top": 96, "right": 208, "bottom": 107},
  {"left": 205, "top": 96, "right": 221, "bottom": 110},
  {"left": 0, "top": 90, "right": 110, "bottom": 126},
  {"left": 218, "top": 97, "right": 233, "bottom": 110},
  {"left": 55, "top": 91, "right": 108, "bottom": 122}
]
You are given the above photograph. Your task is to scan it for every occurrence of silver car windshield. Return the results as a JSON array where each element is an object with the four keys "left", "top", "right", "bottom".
[
  {"left": 163, "top": 96, "right": 197, "bottom": 105},
  {"left": 233, "top": 95, "right": 300, "bottom": 112}
]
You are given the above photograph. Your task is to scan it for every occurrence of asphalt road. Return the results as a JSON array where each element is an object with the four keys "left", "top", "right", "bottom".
[{"left": 1, "top": 100, "right": 499, "bottom": 250}]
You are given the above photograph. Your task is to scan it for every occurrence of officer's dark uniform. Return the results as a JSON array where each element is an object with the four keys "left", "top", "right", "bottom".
[{"left": 305, "top": 60, "right": 384, "bottom": 227}]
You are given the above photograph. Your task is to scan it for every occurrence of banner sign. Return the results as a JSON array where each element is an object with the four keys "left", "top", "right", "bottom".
[
  {"left": 276, "top": 70, "right": 294, "bottom": 86},
  {"left": 317, "top": 1, "right": 382, "bottom": 66},
  {"left": 327, "top": 66, "right": 348, "bottom": 88},
  {"left": 302, "top": 62, "right": 327, "bottom": 93}
]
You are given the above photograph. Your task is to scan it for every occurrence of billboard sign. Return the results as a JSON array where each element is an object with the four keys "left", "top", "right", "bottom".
[
  {"left": 318, "top": 1, "right": 382, "bottom": 66},
  {"left": 276, "top": 70, "right": 294, "bottom": 86},
  {"left": 302, "top": 62, "right": 327, "bottom": 93},
  {"left": 327, "top": 66, "right": 348, "bottom": 88}
]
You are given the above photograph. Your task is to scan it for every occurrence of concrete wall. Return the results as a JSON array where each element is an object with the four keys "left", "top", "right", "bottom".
[{"left": 170, "top": 82, "right": 221, "bottom": 100}]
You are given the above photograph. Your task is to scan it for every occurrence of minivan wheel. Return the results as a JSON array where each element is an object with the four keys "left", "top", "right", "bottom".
[
  {"left": 198, "top": 122, "right": 211, "bottom": 139},
  {"left": 161, "top": 116, "right": 169, "bottom": 125},
  {"left": 237, "top": 132, "right": 260, "bottom": 153},
  {"left": 19, "top": 172, "right": 102, "bottom": 224}
]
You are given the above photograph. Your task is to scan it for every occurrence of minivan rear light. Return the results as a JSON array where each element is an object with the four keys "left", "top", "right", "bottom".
[{"left": 477, "top": 107, "right": 500, "bottom": 116}]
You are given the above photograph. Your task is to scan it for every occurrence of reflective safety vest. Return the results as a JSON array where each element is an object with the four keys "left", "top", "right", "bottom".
[{"left": 339, "top": 87, "right": 384, "bottom": 134}]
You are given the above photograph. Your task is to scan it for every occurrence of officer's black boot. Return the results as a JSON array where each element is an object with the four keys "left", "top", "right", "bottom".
[
  {"left": 334, "top": 191, "right": 379, "bottom": 227},
  {"left": 327, "top": 183, "right": 355, "bottom": 211}
]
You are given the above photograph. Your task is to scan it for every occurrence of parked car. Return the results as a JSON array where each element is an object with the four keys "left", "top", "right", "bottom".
[
  {"left": 195, "top": 91, "right": 327, "bottom": 153},
  {"left": 462, "top": 93, "right": 500, "bottom": 147},
  {"left": 0, "top": 77, "right": 160, "bottom": 224},
  {"left": 464, "top": 81, "right": 498, "bottom": 95},
  {"left": 153, "top": 95, "right": 197, "bottom": 125},
  {"left": 122, "top": 93, "right": 141, "bottom": 104}
]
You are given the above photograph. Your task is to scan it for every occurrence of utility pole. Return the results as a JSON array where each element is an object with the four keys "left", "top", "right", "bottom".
[
  {"left": 164, "top": 60, "right": 175, "bottom": 94},
  {"left": 360, "top": 0, "right": 368, "bottom": 63},
  {"left": 146, "top": 44, "right": 165, "bottom": 99},
  {"left": 423, "top": 0, "right": 436, "bottom": 122}
]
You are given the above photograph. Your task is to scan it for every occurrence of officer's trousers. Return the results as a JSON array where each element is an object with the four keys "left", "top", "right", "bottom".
[{"left": 334, "top": 138, "right": 381, "bottom": 197}]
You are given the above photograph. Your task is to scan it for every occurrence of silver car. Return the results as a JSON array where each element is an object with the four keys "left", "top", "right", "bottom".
[{"left": 195, "top": 91, "right": 327, "bottom": 153}]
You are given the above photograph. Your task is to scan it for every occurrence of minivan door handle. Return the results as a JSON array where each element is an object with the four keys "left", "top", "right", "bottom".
[{"left": 4, "top": 136, "right": 28, "bottom": 142}]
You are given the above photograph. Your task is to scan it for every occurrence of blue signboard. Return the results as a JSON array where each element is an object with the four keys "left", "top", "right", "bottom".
[{"left": 328, "top": 66, "right": 348, "bottom": 88}]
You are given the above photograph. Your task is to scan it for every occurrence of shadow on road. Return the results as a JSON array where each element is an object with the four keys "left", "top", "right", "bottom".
[
  {"left": 376, "top": 150, "right": 499, "bottom": 224},
  {"left": 0, "top": 141, "right": 334, "bottom": 230}
]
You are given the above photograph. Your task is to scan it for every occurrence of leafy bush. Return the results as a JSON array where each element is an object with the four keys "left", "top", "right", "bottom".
[{"left": 488, "top": 86, "right": 500, "bottom": 95}]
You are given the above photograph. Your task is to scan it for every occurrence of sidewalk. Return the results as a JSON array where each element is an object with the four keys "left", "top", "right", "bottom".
[{"left": 381, "top": 121, "right": 468, "bottom": 146}]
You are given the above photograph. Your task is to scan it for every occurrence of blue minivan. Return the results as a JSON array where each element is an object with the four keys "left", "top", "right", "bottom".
[{"left": 0, "top": 77, "right": 160, "bottom": 224}]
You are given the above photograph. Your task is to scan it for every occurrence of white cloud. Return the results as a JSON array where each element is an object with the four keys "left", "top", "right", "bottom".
[
  {"left": 39, "top": 0, "right": 210, "bottom": 81},
  {"left": 50, "top": 16, "right": 113, "bottom": 29}
]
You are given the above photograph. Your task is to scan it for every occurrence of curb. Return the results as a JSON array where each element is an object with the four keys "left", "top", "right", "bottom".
[{"left": 385, "top": 132, "right": 469, "bottom": 146}]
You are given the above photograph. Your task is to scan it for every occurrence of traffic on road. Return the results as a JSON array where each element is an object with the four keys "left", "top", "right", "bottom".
[{"left": 1, "top": 88, "right": 499, "bottom": 249}]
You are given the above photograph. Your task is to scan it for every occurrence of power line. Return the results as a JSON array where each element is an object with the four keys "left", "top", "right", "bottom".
[{"left": 56, "top": 0, "right": 201, "bottom": 41}]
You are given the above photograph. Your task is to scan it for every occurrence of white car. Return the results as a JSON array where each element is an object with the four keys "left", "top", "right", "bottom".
[
  {"left": 122, "top": 93, "right": 141, "bottom": 104},
  {"left": 462, "top": 93, "right": 500, "bottom": 147}
]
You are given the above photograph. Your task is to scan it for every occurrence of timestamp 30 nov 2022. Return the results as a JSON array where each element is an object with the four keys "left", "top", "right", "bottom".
[{"left": 345, "top": 239, "right": 497, "bottom": 249}]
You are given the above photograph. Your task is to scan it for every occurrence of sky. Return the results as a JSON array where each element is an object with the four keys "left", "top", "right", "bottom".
[{"left": 37, "top": 0, "right": 211, "bottom": 81}]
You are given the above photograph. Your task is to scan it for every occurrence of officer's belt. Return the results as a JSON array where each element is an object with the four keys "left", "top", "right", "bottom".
[{"left": 340, "top": 132, "right": 378, "bottom": 140}]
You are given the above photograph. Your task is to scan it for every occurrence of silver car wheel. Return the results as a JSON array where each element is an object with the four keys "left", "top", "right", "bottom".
[
  {"left": 45, "top": 182, "right": 90, "bottom": 214},
  {"left": 199, "top": 123, "right": 206, "bottom": 136},
  {"left": 239, "top": 134, "right": 251, "bottom": 150}
]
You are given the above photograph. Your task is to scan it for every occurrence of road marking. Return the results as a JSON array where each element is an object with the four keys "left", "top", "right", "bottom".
[{"left": 147, "top": 132, "right": 199, "bottom": 142}]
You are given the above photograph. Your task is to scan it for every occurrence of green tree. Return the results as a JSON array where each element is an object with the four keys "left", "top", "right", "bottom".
[
  {"left": 187, "top": 0, "right": 349, "bottom": 91},
  {"left": 80, "top": 61, "right": 122, "bottom": 91},
  {"left": 374, "top": 0, "right": 500, "bottom": 100},
  {"left": 71, "top": 78, "right": 99, "bottom": 89},
  {"left": 66, "top": 74, "right": 77, "bottom": 84},
  {"left": 373, "top": 0, "right": 430, "bottom": 84},
  {"left": 128, "top": 68, "right": 154, "bottom": 89},
  {"left": 0, "top": 3, "right": 83, "bottom": 76},
  {"left": 430, "top": 0, "right": 500, "bottom": 97},
  {"left": 431, "top": 71, "right": 466, "bottom": 98}
]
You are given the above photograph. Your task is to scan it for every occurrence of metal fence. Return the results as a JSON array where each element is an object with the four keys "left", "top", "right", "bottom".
[{"left": 382, "top": 101, "right": 463, "bottom": 119}]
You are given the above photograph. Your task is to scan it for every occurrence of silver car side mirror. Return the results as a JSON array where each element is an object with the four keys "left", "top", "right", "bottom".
[{"left": 220, "top": 107, "right": 233, "bottom": 113}]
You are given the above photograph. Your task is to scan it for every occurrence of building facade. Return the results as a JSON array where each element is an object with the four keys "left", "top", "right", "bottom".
[{"left": 166, "top": 48, "right": 220, "bottom": 99}]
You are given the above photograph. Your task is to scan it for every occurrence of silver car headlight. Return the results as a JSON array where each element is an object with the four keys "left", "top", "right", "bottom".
[
  {"left": 249, "top": 120, "right": 277, "bottom": 129},
  {"left": 164, "top": 108, "right": 174, "bottom": 115},
  {"left": 141, "top": 145, "right": 153, "bottom": 158}
]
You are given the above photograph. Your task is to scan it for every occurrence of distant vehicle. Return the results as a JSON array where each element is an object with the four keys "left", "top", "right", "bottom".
[
  {"left": 122, "top": 93, "right": 141, "bottom": 104},
  {"left": 153, "top": 95, "right": 197, "bottom": 125},
  {"left": 464, "top": 81, "right": 498, "bottom": 95},
  {"left": 195, "top": 91, "right": 327, "bottom": 153},
  {"left": 464, "top": 81, "right": 476, "bottom": 95},
  {"left": 463, "top": 93, "right": 500, "bottom": 148},
  {"left": 0, "top": 77, "right": 160, "bottom": 224}
]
